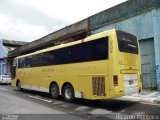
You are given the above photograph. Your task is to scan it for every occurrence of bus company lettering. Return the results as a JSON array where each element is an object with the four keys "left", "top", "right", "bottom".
[
  {"left": 41, "top": 66, "right": 97, "bottom": 73},
  {"left": 41, "top": 68, "right": 54, "bottom": 72}
]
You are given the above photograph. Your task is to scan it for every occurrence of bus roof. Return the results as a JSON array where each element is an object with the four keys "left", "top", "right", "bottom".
[{"left": 16, "top": 29, "right": 116, "bottom": 59}]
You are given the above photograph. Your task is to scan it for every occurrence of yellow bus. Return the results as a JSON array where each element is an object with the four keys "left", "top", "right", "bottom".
[{"left": 11, "top": 29, "right": 142, "bottom": 102}]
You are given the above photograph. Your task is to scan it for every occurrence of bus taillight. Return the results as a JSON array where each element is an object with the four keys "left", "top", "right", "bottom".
[{"left": 113, "top": 75, "right": 118, "bottom": 86}]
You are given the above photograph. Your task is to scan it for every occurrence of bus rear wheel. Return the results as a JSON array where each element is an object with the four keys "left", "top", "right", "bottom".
[
  {"left": 50, "top": 83, "right": 59, "bottom": 99},
  {"left": 63, "top": 85, "right": 74, "bottom": 102},
  {"left": 16, "top": 81, "right": 22, "bottom": 91}
]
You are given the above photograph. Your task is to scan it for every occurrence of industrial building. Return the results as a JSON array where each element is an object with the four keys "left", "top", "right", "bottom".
[{"left": 8, "top": 0, "right": 160, "bottom": 90}]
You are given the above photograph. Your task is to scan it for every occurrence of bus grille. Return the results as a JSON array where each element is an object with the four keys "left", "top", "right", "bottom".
[{"left": 92, "top": 76, "right": 105, "bottom": 96}]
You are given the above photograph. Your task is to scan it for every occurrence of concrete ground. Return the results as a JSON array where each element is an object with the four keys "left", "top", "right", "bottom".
[{"left": 0, "top": 85, "right": 160, "bottom": 120}]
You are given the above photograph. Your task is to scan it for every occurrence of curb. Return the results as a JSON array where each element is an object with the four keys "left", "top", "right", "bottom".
[
  {"left": 154, "top": 100, "right": 160, "bottom": 104},
  {"left": 139, "top": 98, "right": 155, "bottom": 103},
  {"left": 116, "top": 96, "right": 160, "bottom": 104}
]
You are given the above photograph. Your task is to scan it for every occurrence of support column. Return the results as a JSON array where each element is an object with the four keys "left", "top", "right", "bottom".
[{"left": 152, "top": 9, "right": 160, "bottom": 90}]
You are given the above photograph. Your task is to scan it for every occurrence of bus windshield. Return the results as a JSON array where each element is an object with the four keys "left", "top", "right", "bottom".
[{"left": 117, "top": 30, "right": 138, "bottom": 54}]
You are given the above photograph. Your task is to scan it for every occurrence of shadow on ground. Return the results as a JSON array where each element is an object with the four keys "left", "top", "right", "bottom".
[{"left": 14, "top": 88, "right": 138, "bottom": 112}]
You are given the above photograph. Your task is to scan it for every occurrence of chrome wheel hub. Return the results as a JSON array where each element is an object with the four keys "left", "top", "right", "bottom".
[{"left": 65, "top": 88, "right": 71, "bottom": 99}]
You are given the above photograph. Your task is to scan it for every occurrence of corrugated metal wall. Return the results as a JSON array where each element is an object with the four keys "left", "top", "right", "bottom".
[{"left": 140, "top": 39, "right": 157, "bottom": 89}]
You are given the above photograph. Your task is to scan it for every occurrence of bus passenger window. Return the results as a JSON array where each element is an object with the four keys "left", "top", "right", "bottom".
[
  {"left": 18, "top": 58, "right": 25, "bottom": 68},
  {"left": 32, "top": 54, "right": 43, "bottom": 67},
  {"left": 93, "top": 38, "right": 108, "bottom": 60},
  {"left": 24, "top": 57, "right": 32, "bottom": 67}
]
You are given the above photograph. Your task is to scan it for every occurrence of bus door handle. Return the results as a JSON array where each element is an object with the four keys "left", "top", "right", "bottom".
[{"left": 48, "top": 76, "right": 51, "bottom": 77}]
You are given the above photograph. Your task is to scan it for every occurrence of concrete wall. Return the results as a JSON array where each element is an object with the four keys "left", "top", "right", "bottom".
[
  {"left": 89, "top": 0, "right": 160, "bottom": 31},
  {"left": 152, "top": 8, "right": 160, "bottom": 90},
  {"left": 91, "top": 11, "right": 153, "bottom": 40}
]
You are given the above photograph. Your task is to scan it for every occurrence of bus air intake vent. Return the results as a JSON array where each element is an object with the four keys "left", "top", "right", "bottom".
[{"left": 92, "top": 76, "right": 105, "bottom": 96}]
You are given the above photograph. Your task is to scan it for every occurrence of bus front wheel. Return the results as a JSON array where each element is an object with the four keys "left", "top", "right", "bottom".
[
  {"left": 63, "top": 85, "right": 74, "bottom": 102},
  {"left": 16, "top": 81, "right": 22, "bottom": 91},
  {"left": 50, "top": 83, "right": 59, "bottom": 99}
]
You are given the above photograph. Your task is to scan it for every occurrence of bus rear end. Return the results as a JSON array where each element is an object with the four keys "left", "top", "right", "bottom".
[{"left": 112, "top": 30, "right": 142, "bottom": 97}]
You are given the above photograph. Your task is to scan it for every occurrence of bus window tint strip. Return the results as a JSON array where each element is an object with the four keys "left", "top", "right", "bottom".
[
  {"left": 18, "top": 38, "right": 108, "bottom": 68},
  {"left": 117, "top": 30, "right": 138, "bottom": 54}
]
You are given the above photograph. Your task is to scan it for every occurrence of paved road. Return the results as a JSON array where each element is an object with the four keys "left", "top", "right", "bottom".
[{"left": 0, "top": 85, "right": 160, "bottom": 120}]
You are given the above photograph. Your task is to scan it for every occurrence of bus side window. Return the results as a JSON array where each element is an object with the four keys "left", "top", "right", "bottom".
[
  {"left": 81, "top": 42, "right": 93, "bottom": 62},
  {"left": 43, "top": 52, "right": 54, "bottom": 66},
  {"left": 24, "top": 56, "right": 32, "bottom": 67},
  {"left": 93, "top": 38, "right": 108, "bottom": 60},
  {"left": 57, "top": 48, "right": 70, "bottom": 64},
  {"left": 18, "top": 58, "right": 25, "bottom": 68},
  {"left": 32, "top": 54, "right": 43, "bottom": 67},
  {"left": 70, "top": 44, "right": 83, "bottom": 62}
]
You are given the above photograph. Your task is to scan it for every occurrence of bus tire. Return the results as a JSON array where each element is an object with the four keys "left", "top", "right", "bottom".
[
  {"left": 63, "top": 84, "right": 74, "bottom": 102},
  {"left": 50, "top": 83, "right": 59, "bottom": 99},
  {"left": 16, "top": 80, "right": 22, "bottom": 91}
]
